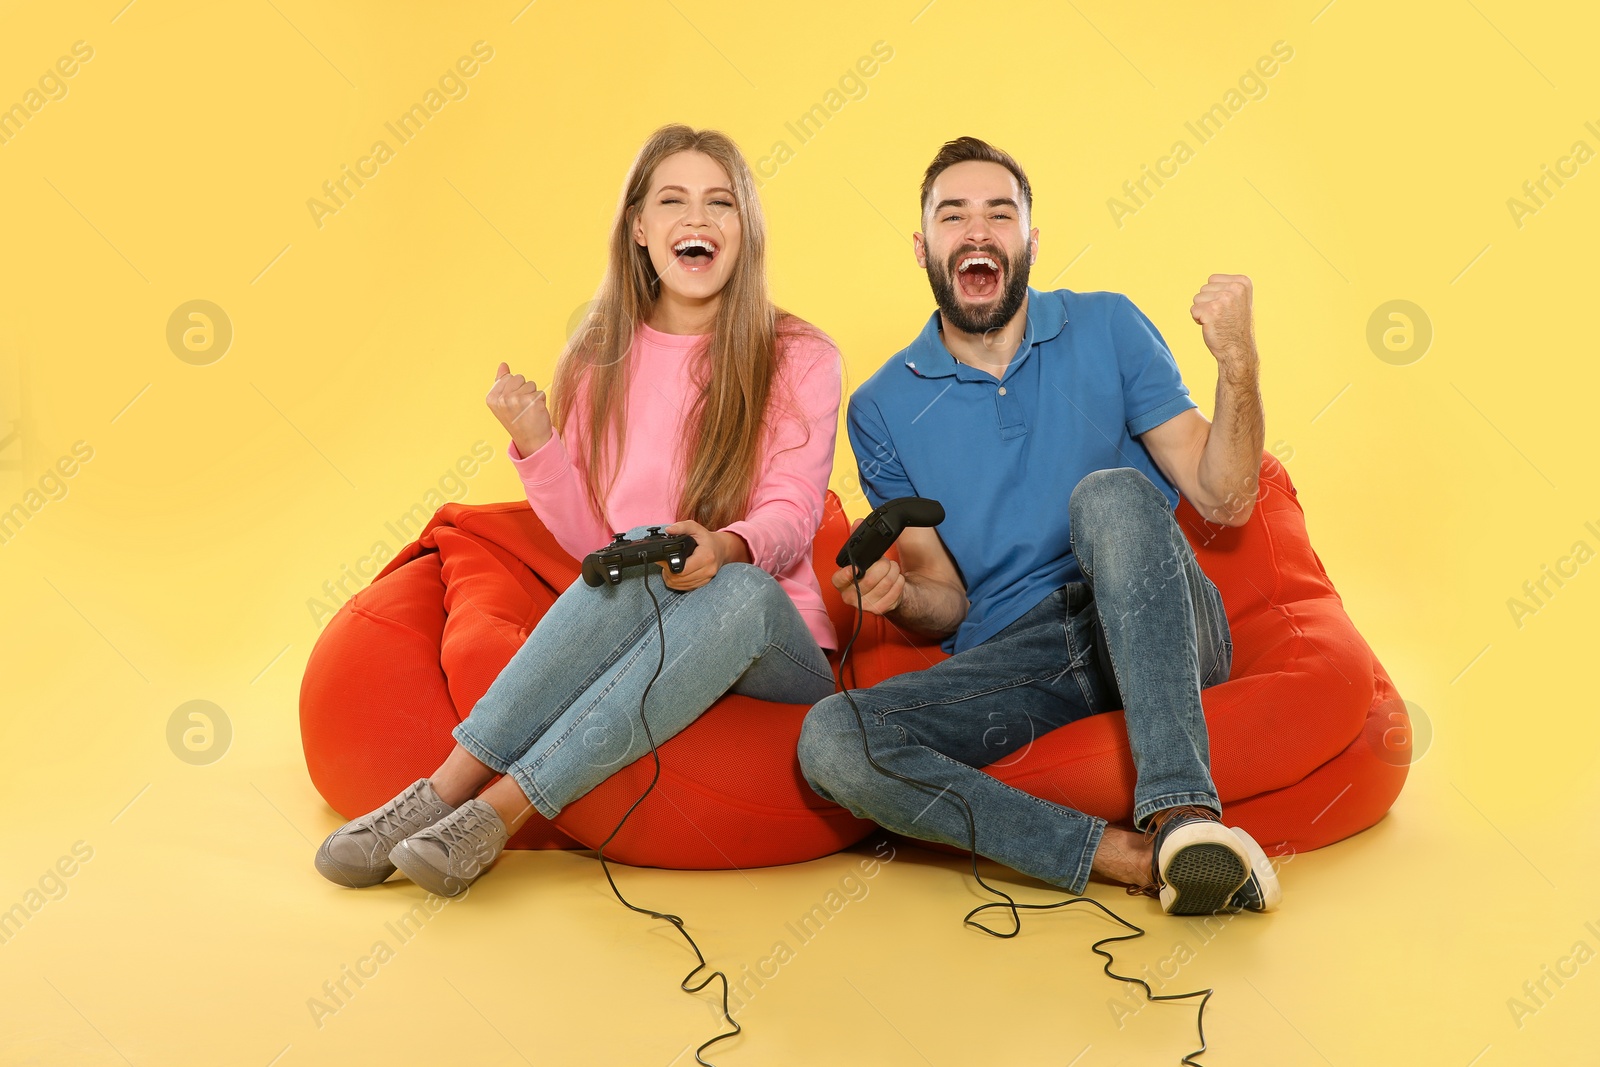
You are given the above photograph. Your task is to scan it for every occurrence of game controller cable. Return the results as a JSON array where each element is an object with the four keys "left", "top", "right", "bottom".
[
  {"left": 589, "top": 528, "right": 1220, "bottom": 1067},
  {"left": 831, "top": 546, "right": 1218, "bottom": 1067},
  {"left": 587, "top": 545, "right": 741, "bottom": 1067}
]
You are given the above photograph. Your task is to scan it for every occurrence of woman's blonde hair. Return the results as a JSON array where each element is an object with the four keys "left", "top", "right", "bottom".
[{"left": 550, "top": 123, "right": 815, "bottom": 533}]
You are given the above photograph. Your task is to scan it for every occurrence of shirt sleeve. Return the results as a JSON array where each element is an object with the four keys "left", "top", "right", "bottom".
[
  {"left": 1114, "top": 293, "right": 1198, "bottom": 437},
  {"left": 718, "top": 333, "right": 844, "bottom": 577},
  {"left": 506, "top": 430, "right": 614, "bottom": 561},
  {"left": 845, "top": 388, "right": 917, "bottom": 509}
]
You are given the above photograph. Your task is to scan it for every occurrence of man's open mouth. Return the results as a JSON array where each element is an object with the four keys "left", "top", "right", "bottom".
[
  {"left": 673, "top": 235, "right": 720, "bottom": 272},
  {"left": 956, "top": 252, "right": 1001, "bottom": 300}
]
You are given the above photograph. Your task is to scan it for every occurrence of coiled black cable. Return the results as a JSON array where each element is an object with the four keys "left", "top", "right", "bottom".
[
  {"left": 592, "top": 563, "right": 739, "bottom": 1067},
  {"left": 590, "top": 551, "right": 1220, "bottom": 1067},
  {"left": 832, "top": 562, "right": 1216, "bottom": 1066}
]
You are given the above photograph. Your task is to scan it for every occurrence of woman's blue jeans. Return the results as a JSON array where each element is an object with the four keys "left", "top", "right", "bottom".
[
  {"left": 452, "top": 527, "right": 836, "bottom": 821},
  {"left": 797, "top": 468, "right": 1233, "bottom": 895}
]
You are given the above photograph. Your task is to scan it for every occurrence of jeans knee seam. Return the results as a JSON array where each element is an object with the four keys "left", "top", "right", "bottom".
[
  {"left": 871, "top": 673, "right": 1052, "bottom": 720},
  {"left": 752, "top": 639, "right": 835, "bottom": 688}
]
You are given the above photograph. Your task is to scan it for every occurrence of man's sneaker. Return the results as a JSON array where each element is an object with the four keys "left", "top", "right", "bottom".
[
  {"left": 315, "top": 778, "right": 455, "bottom": 888},
  {"left": 1128, "top": 805, "right": 1251, "bottom": 915},
  {"left": 1224, "top": 826, "right": 1283, "bottom": 913},
  {"left": 389, "top": 798, "right": 509, "bottom": 898}
]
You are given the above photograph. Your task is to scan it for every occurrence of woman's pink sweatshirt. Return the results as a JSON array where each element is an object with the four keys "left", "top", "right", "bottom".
[{"left": 507, "top": 320, "right": 843, "bottom": 652}]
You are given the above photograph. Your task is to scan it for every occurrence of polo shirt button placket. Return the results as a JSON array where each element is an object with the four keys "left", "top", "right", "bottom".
[{"left": 996, "top": 376, "right": 1027, "bottom": 439}]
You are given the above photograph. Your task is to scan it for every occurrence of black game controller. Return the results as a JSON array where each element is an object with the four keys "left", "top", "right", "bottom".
[
  {"left": 582, "top": 527, "right": 699, "bottom": 587},
  {"left": 836, "top": 496, "right": 945, "bottom": 576}
]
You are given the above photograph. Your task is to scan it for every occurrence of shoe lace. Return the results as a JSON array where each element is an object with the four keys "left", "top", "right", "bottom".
[
  {"left": 1146, "top": 804, "right": 1220, "bottom": 838},
  {"left": 431, "top": 805, "right": 502, "bottom": 858},
  {"left": 370, "top": 783, "right": 436, "bottom": 842}
]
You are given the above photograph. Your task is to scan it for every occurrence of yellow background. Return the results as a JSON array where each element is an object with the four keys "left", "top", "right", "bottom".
[{"left": 2, "top": 1, "right": 1596, "bottom": 1064}]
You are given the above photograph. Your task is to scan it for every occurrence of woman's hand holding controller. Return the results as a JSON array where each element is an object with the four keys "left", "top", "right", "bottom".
[
  {"left": 661, "top": 520, "right": 751, "bottom": 592},
  {"left": 488, "top": 361, "right": 553, "bottom": 457}
]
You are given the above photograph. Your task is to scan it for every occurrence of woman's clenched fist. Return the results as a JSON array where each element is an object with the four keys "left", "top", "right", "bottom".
[{"left": 487, "top": 362, "right": 553, "bottom": 457}]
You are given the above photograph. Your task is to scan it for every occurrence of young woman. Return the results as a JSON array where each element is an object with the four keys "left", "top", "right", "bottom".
[{"left": 315, "top": 124, "right": 843, "bottom": 896}]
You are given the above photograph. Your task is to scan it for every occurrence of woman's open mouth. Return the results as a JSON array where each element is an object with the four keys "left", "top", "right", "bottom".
[
  {"left": 956, "top": 252, "right": 1002, "bottom": 301},
  {"left": 673, "top": 235, "right": 720, "bottom": 273}
]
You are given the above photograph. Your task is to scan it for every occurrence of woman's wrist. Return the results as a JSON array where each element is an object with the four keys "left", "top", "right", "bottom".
[
  {"left": 512, "top": 430, "right": 553, "bottom": 459},
  {"left": 714, "top": 529, "right": 752, "bottom": 566}
]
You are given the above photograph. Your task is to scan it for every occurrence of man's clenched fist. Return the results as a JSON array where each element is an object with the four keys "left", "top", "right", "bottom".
[{"left": 1190, "top": 274, "right": 1256, "bottom": 363}]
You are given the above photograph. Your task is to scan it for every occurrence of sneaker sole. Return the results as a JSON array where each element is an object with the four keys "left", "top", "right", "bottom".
[
  {"left": 1229, "top": 826, "right": 1283, "bottom": 912},
  {"left": 1159, "top": 830, "right": 1250, "bottom": 916},
  {"left": 389, "top": 839, "right": 472, "bottom": 898}
]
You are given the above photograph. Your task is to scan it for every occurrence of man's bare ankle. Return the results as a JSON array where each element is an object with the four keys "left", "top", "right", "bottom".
[{"left": 1092, "top": 826, "right": 1153, "bottom": 887}]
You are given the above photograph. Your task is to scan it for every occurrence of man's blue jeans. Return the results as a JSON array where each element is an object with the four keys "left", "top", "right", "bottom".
[
  {"left": 453, "top": 526, "right": 836, "bottom": 821},
  {"left": 797, "top": 468, "right": 1233, "bottom": 895}
]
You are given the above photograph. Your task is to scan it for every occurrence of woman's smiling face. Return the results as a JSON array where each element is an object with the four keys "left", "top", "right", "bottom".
[{"left": 632, "top": 150, "right": 743, "bottom": 310}]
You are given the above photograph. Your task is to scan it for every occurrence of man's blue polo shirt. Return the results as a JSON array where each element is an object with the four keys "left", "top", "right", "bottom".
[{"left": 847, "top": 286, "right": 1198, "bottom": 655}]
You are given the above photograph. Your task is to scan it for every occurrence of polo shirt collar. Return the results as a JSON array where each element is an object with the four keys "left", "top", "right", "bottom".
[{"left": 901, "top": 287, "right": 1070, "bottom": 381}]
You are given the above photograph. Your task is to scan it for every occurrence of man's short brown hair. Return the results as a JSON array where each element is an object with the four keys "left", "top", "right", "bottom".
[{"left": 919, "top": 136, "right": 1033, "bottom": 226}]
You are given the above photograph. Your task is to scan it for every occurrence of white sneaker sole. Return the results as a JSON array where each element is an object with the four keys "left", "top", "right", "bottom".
[
  {"left": 1158, "top": 821, "right": 1251, "bottom": 915},
  {"left": 1229, "top": 826, "right": 1284, "bottom": 912}
]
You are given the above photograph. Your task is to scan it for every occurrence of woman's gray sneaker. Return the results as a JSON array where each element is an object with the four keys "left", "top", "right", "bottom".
[
  {"left": 314, "top": 779, "right": 455, "bottom": 888},
  {"left": 389, "top": 798, "right": 509, "bottom": 898}
]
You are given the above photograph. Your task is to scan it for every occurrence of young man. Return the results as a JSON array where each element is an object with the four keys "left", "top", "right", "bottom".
[{"left": 797, "top": 137, "right": 1280, "bottom": 915}]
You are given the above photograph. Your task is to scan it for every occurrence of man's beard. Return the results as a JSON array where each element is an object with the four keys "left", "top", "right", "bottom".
[{"left": 925, "top": 244, "right": 1031, "bottom": 336}]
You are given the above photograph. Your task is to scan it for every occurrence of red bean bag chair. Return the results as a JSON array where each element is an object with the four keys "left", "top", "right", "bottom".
[
  {"left": 299, "top": 452, "right": 1407, "bottom": 868},
  {"left": 846, "top": 451, "right": 1412, "bottom": 858},
  {"left": 299, "top": 491, "right": 877, "bottom": 865}
]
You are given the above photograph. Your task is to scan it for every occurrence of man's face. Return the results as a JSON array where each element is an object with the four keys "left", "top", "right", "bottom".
[{"left": 914, "top": 160, "right": 1038, "bottom": 336}]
